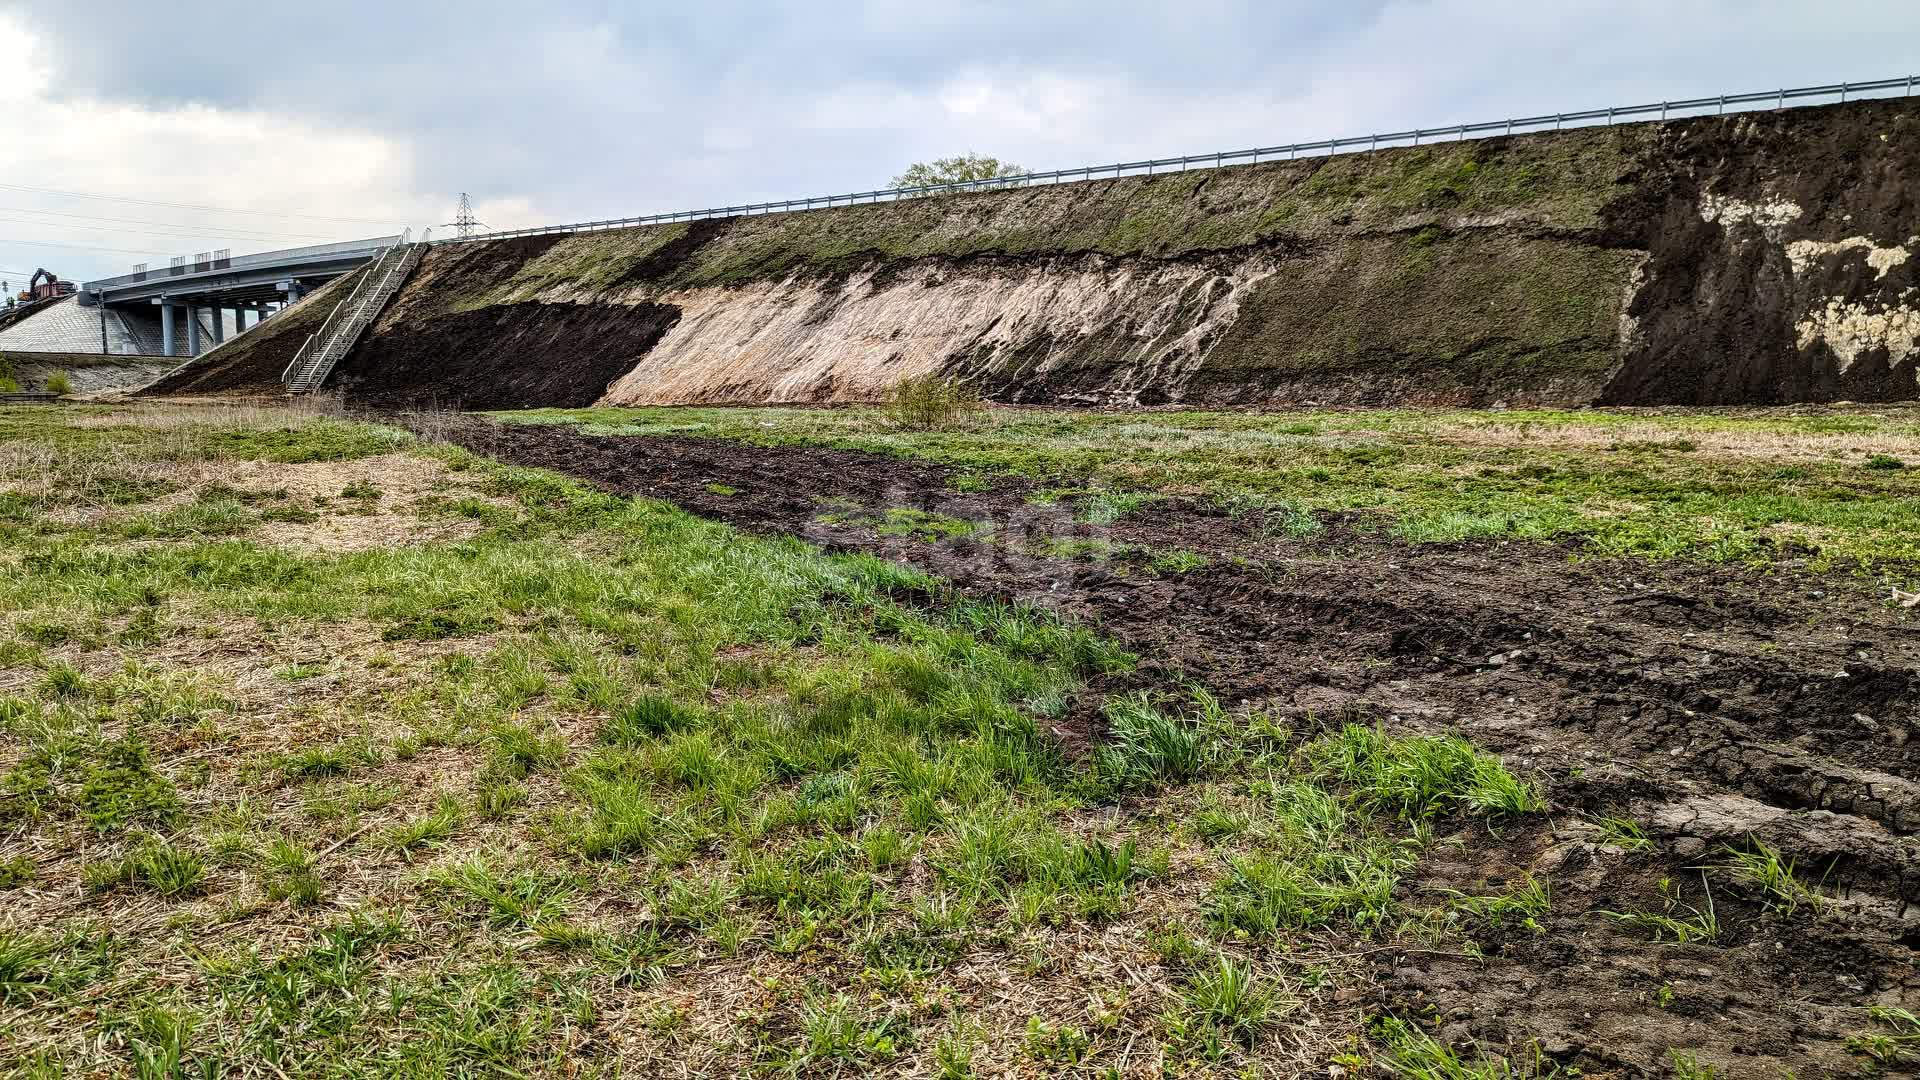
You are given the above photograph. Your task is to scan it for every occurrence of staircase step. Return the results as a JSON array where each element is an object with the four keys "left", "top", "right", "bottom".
[{"left": 282, "top": 242, "right": 425, "bottom": 394}]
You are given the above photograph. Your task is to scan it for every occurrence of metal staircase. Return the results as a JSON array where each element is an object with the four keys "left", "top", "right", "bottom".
[{"left": 282, "top": 232, "right": 426, "bottom": 394}]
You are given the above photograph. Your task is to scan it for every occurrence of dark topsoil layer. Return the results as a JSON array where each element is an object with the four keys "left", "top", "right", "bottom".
[
  {"left": 434, "top": 415, "right": 1920, "bottom": 1076},
  {"left": 1601, "top": 101, "right": 1920, "bottom": 405},
  {"left": 332, "top": 300, "right": 680, "bottom": 411}
]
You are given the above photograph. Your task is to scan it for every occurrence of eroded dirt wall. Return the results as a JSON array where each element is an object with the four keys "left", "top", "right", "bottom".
[
  {"left": 160, "top": 97, "right": 1920, "bottom": 407},
  {"left": 1602, "top": 103, "right": 1920, "bottom": 403},
  {"left": 602, "top": 255, "right": 1281, "bottom": 407}
]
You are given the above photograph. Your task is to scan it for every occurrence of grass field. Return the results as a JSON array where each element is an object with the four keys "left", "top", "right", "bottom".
[
  {"left": 504, "top": 404, "right": 1920, "bottom": 579},
  {"left": 0, "top": 403, "right": 1559, "bottom": 1076}
]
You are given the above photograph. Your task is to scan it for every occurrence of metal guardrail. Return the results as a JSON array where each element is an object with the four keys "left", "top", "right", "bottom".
[{"left": 444, "top": 75, "right": 1918, "bottom": 246}]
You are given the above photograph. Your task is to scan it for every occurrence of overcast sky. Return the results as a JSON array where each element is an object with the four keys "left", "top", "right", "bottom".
[{"left": 2, "top": 0, "right": 1915, "bottom": 287}]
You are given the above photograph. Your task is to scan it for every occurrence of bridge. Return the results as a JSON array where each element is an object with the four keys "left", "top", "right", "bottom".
[{"left": 70, "top": 235, "right": 400, "bottom": 357}]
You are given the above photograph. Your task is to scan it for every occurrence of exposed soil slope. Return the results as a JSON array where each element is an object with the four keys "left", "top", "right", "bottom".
[
  {"left": 330, "top": 234, "right": 682, "bottom": 410},
  {"left": 338, "top": 300, "right": 680, "bottom": 410},
  {"left": 434, "top": 416, "right": 1920, "bottom": 1075},
  {"left": 159, "top": 98, "right": 1920, "bottom": 409},
  {"left": 1605, "top": 101, "right": 1920, "bottom": 404}
]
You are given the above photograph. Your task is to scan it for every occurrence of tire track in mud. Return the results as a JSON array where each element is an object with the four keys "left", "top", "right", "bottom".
[{"left": 434, "top": 416, "right": 1920, "bottom": 1075}]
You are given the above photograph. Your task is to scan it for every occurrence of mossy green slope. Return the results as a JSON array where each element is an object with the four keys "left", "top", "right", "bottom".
[{"left": 467, "top": 123, "right": 1645, "bottom": 301}]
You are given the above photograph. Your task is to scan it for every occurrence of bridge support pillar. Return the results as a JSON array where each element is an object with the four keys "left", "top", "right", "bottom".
[
  {"left": 209, "top": 307, "right": 224, "bottom": 345},
  {"left": 234, "top": 307, "right": 248, "bottom": 333},
  {"left": 187, "top": 306, "right": 202, "bottom": 356},
  {"left": 160, "top": 303, "right": 176, "bottom": 356}
]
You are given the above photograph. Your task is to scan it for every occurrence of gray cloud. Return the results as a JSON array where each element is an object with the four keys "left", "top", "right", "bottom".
[{"left": 6, "top": 0, "right": 1919, "bottom": 270}]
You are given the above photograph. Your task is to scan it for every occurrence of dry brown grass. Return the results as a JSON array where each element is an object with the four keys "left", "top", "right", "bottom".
[
  {"left": 6, "top": 437, "right": 508, "bottom": 551},
  {"left": 68, "top": 394, "right": 350, "bottom": 431},
  {"left": 1425, "top": 416, "right": 1920, "bottom": 465}
]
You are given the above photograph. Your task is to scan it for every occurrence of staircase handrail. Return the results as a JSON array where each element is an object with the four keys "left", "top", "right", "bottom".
[
  {"left": 283, "top": 238, "right": 425, "bottom": 392},
  {"left": 280, "top": 238, "right": 406, "bottom": 386}
]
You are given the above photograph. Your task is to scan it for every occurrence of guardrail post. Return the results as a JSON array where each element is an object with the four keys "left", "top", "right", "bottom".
[
  {"left": 1776, "top": 88, "right": 1785, "bottom": 110},
  {"left": 1841, "top": 82, "right": 1849, "bottom": 102}
]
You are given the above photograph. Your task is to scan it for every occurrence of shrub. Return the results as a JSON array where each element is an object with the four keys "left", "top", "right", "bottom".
[
  {"left": 884, "top": 375, "right": 983, "bottom": 431},
  {"left": 45, "top": 371, "right": 73, "bottom": 396}
]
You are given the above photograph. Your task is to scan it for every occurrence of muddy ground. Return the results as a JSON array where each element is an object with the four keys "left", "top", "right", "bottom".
[{"left": 435, "top": 416, "right": 1919, "bottom": 1076}]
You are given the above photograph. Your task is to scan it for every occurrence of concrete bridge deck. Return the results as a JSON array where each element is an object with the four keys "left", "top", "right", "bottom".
[{"left": 70, "top": 235, "right": 399, "bottom": 357}]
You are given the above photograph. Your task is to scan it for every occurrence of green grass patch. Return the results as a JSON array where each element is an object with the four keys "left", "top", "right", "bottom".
[
  {"left": 0, "top": 404, "right": 1563, "bottom": 1074},
  {"left": 874, "top": 508, "right": 981, "bottom": 540},
  {"left": 499, "top": 405, "right": 1920, "bottom": 573}
]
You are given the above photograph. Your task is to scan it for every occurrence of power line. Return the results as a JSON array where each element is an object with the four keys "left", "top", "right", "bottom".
[
  {"left": 0, "top": 237, "right": 181, "bottom": 257},
  {"left": 0, "top": 214, "right": 326, "bottom": 245},
  {"left": 0, "top": 204, "right": 343, "bottom": 242},
  {"left": 0, "top": 213, "right": 349, "bottom": 247},
  {"left": 0, "top": 182, "right": 406, "bottom": 226}
]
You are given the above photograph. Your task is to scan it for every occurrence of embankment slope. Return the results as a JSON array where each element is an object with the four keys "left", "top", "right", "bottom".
[
  {"left": 1, "top": 353, "right": 177, "bottom": 395},
  {"left": 143, "top": 270, "right": 365, "bottom": 397},
  {"left": 167, "top": 97, "right": 1920, "bottom": 408}
]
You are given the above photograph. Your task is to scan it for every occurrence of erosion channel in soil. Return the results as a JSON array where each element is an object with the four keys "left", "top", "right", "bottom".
[{"left": 436, "top": 415, "right": 1920, "bottom": 1075}]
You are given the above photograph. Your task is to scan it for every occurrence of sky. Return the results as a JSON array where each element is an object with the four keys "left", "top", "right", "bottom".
[{"left": 1, "top": 0, "right": 1916, "bottom": 288}]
